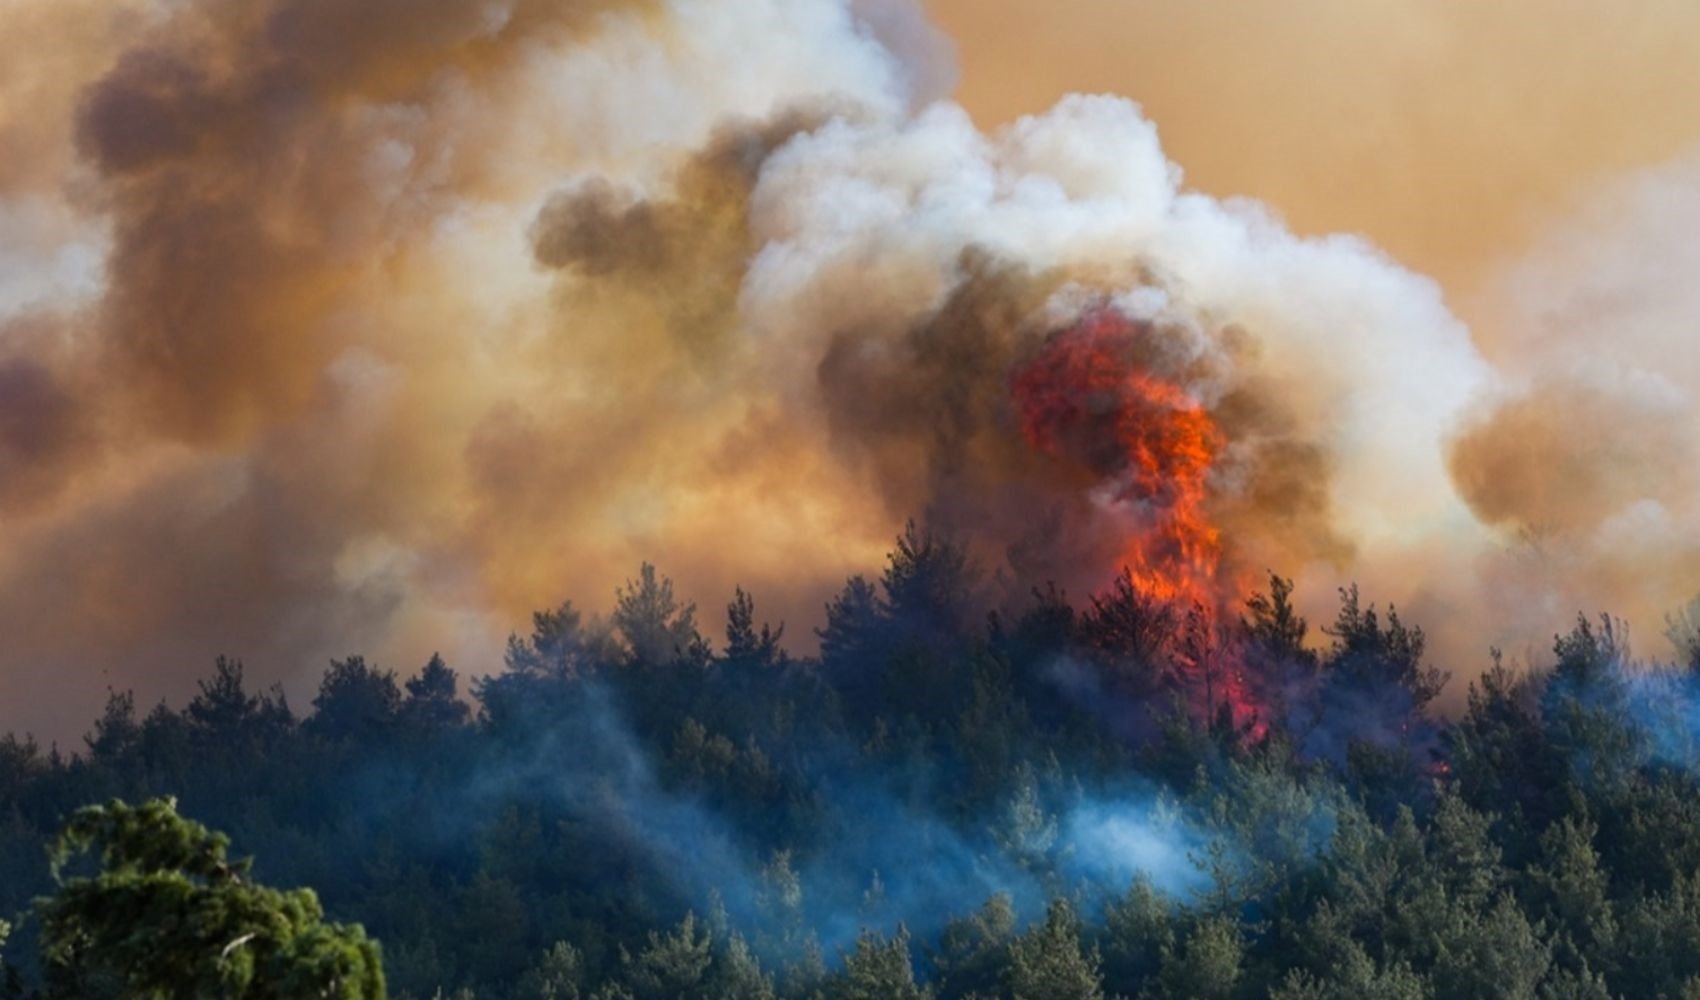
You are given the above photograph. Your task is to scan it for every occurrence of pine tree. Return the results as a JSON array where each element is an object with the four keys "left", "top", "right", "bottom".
[
  {"left": 85, "top": 689, "right": 141, "bottom": 762},
  {"left": 402, "top": 654, "right": 471, "bottom": 732},
  {"left": 709, "top": 932, "right": 774, "bottom": 1000},
  {"left": 37, "top": 798, "right": 384, "bottom": 998},
  {"left": 1006, "top": 899, "right": 1103, "bottom": 1000},
  {"left": 1153, "top": 915, "right": 1241, "bottom": 1000},
  {"left": 309, "top": 655, "right": 402, "bottom": 743},
  {"left": 827, "top": 927, "right": 929, "bottom": 1000},
  {"left": 725, "top": 587, "right": 785, "bottom": 667},
  {"left": 614, "top": 564, "right": 706, "bottom": 666},
  {"left": 623, "top": 912, "right": 712, "bottom": 999},
  {"left": 518, "top": 941, "right": 584, "bottom": 1000},
  {"left": 930, "top": 894, "right": 1016, "bottom": 999}
]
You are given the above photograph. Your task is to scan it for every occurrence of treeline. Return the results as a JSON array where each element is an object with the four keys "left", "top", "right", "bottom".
[{"left": 6, "top": 524, "right": 1700, "bottom": 998}]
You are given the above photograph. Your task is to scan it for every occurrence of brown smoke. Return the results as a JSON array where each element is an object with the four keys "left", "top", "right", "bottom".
[
  {"left": 1442, "top": 149, "right": 1700, "bottom": 664},
  {"left": 927, "top": 0, "right": 1700, "bottom": 669},
  {"left": 0, "top": 355, "right": 88, "bottom": 511},
  {"left": 74, "top": 0, "right": 654, "bottom": 446},
  {"left": 800, "top": 255, "right": 1351, "bottom": 600},
  {"left": 0, "top": 0, "right": 681, "bottom": 739},
  {"left": 1450, "top": 382, "right": 1691, "bottom": 538},
  {"left": 1, "top": 0, "right": 1696, "bottom": 743},
  {"left": 529, "top": 106, "right": 841, "bottom": 359}
]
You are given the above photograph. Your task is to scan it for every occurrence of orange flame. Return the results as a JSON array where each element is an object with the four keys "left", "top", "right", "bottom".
[
  {"left": 1012, "top": 308, "right": 1263, "bottom": 733},
  {"left": 1011, "top": 308, "right": 1225, "bottom": 609}
]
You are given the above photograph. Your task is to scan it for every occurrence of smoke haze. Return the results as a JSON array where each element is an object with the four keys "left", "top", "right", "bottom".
[{"left": 1, "top": 0, "right": 1697, "bottom": 739}]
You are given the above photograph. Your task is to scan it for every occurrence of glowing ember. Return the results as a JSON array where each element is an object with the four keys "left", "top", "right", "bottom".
[{"left": 1011, "top": 308, "right": 1225, "bottom": 609}]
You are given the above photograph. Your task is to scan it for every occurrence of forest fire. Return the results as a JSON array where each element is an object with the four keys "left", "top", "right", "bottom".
[
  {"left": 3, "top": 0, "right": 1694, "bottom": 994},
  {"left": 1012, "top": 308, "right": 1227, "bottom": 611},
  {"left": 1012, "top": 308, "right": 1263, "bottom": 729}
]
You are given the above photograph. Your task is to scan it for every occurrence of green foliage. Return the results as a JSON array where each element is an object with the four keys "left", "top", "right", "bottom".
[
  {"left": 1100, "top": 877, "right": 1172, "bottom": 994},
  {"left": 615, "top": 564, "right": 706, "bottom": 666},
  {"left": 1152, "top": 914, "right": 1240, "bottom": 1000},
  {"left": 930, "top": 895, "right": 1016, "bottom": 998},
  {"left": 1429, "top": 894, "right": 1549, "bottom": 1000},
  {"left": 518, "top": 941, "right": 584, "bottom": 1000},
  {"left": 620, "top": 912, "right": 712, "bottom": 998},
  {"left": 1525, "top": 815, "right": 1615, "bottom": 969},
  {"left": 1005, "top": 899, "right": 1102, "bottom": 1000},
  {"left": 1543, "top": 616, "right": 1642, "bottom": 791},
  {"left": 712, "top": 933, "right": 776, "bottom": 1000},
  {"left": 37, "top": 797, "right": 384, "bottom": 999},
  {"left": 826, "top": 928, "right": 928, "bottom": 1000},
  {"left": 9, "top": 548, "right": 1700, "bottom": 999},
  {"left": 1269, "top": 941, "right": 1429, "bottom": 1000}
]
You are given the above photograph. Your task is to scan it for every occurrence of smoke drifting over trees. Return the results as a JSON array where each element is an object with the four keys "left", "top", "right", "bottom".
[{"left": 7, "top": 541, "right": 1700, "bottom": 996}]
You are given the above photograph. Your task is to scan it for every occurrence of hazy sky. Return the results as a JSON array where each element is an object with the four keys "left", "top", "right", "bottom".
[{"left": 931, "top": 0, "right": 1700, "bottom": 320}]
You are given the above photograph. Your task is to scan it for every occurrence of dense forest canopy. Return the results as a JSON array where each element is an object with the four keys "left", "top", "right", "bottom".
[{"left": 6, "top": 525, "right": 1700, "bottom": 998}]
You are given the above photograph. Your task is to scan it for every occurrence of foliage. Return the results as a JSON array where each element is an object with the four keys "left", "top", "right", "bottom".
[
  {"left": 36, "top": 798, "right": 384, "bottom": 998},
  {"left": 2, "top": 539, "right": 1700, "bottom": 997}
]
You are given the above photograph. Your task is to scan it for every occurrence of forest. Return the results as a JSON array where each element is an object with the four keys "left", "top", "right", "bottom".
[{"left": 6, "top": 523, "right": 1700, "bottom": 999}]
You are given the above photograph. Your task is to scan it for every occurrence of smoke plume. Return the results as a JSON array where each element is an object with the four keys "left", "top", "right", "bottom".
[
  {"left": 0, "top": 0, "right": 1696, "bottom": 738},
  {"left": 1448, "top": 148, "right": 1700, "bottom": 662}
]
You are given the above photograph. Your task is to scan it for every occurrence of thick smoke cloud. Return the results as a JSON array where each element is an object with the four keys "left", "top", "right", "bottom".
[
  {"left": 1448, "top": 148, "right": 1700, "bottom": 661},
  {"left": 929, "top": 0, "right": 1700, "bottom": 302},
  {"left": 0, "top": 354, "right": 89, "bottom": 510},
  {"left": 733, "top": 95, "right": 1485, "bottom": 612},
  {"left": 0, "top": 0, "right": 938, "bottom": 740},
  {"left": 0, "top": 0, "right": 1695, "bottom": 740},
  {"left": 1451, "top": 383, "right": 1690, "bottom": 537},
  {"left": 521, "top": 89, "right": 1484, "bottom": 610}
]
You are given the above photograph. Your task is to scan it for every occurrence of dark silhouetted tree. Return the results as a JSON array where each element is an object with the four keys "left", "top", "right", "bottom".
[
  {"left": 614, "top": 565, "right": 706, "bottom": 667},
  {"left": 819, "top": 576, "right": 881, "bottom": 671},
  {"left": 879, "top": 521, "right": 975, "bottom": 640},
  {"left": 309, "top": 656, "right": 402, "bottom": 744},
  {"left": 1083, "top": 570, "right": 1176, "bottom": 697},
  {"left": 185, "top": 657, "right": 294, "bottom": 757},
  {"left": 85, "top": 689, "right": 140, "bottom": 762},
  {"left": 725, "top": 587, "right": 785, "bottom": 668},
  {"left": 401, "top": 654, "right": 470, "bottom": 733}
]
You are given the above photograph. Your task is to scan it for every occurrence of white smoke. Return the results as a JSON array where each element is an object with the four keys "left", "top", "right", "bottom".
[
  {"left": 1459, "top": 143, "right": 1700, "bottom": 662},
  {"left": 735, "top": 88, "right": 1493, "bottom": 608},
  {"left": 7, "top": 0, "right": 1694, "bottom": 739}
]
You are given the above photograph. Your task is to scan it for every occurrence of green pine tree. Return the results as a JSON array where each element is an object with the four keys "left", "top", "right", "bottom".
[{"left": 37, "top": 797, "right": 385, "bottom": 999}]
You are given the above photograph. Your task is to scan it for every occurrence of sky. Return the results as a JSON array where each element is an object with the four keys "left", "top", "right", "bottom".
[
  {"left": 2, "top": 0, "right": 1699, "bottom": 742},
  {"left": 931, "top": 0, "right": 1700, "bottom": 311}
]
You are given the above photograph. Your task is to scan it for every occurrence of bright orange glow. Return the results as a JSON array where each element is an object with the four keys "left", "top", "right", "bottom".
[
  {"left": 1012, "top": 308, "right": 1224, "bottom": 609},
  {"left": 1012, "top": 308, "right": 1264, "bottom": 731}
]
